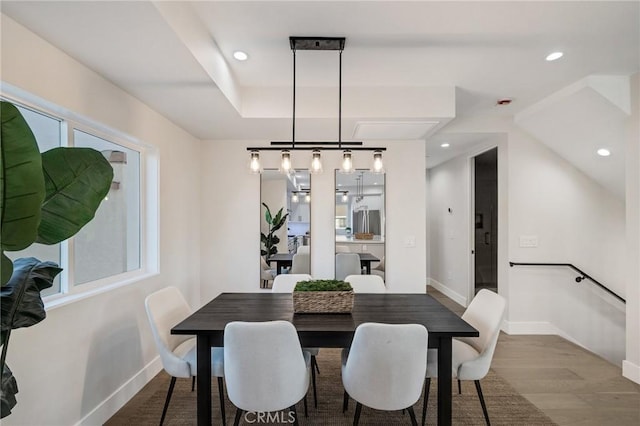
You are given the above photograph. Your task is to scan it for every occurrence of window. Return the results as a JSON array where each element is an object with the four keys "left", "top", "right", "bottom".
[{"left": 3, "top": 96, "right": 148, "bottom": 300}]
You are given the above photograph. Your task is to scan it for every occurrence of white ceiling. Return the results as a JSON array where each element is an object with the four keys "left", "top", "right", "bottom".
[{"left": 2, "top": 1, "right": 638, "bottom": 177}]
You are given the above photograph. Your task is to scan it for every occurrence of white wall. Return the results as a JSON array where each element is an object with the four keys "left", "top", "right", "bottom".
[
  {"left": 200, "top": 139, "right": 427, "bottom": 300},
  {"left": 624, "top": 72, "right": 640, "bottom": 383},
  {"left": 1, "top": 15, "right": 202, "bottom": 424}
]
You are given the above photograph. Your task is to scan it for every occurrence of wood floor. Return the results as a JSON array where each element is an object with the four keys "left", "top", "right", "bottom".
[{"left": 428, "top": 287, "right": 640, "bottom": 426}]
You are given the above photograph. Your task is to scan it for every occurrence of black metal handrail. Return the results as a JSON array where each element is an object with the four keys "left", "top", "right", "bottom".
[{"left": 509, "top": 262, "right": 626, "bottom": 304}]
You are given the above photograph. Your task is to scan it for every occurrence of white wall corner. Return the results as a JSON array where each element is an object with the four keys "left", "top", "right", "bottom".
[
  {"left": 622, "top": 360, "right": 640, "bottom": 385},
  {"left": 501, "top": 320, "right": 557, "bottom": 335},
  {"left": 75, "top": 356, "right": 163, "bottom": 426},
  {"left": 428, "top": 278, "right": 467, "bottom": 307}
]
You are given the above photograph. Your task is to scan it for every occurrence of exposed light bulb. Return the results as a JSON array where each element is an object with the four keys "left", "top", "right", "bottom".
[
  {"left": 341, "top": 150, "right": 354, "bottom": 173},
  {"left": 305, "top": 193, "right": 311, "bottom": 203},
  {"left": 310, "top": 150, "right": 323, "bottom": 174},
  {"left": 372, "top": 150, "right": 384, "bottom": 174},
  {"left": 280, "top": 150, "right": 292, "bottom": 173},
  {"left": 291, "top": 192, "right": 299, "bottom": 203},
  {"left": 342, "top": 192, "right": 348, "bottom": 202},
  {"left": 249, "top": 150, "right": 261, "bottom": 174}
]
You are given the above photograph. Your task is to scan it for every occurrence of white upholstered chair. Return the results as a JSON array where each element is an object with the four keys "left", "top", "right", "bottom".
[
  {"left": 345, "top": 274, "right": 386, "bottom": 293},
  {"left": 260, "top": 256, "right": 276, "bottom": 288},
  {"left": 145, "top": 287, "right": 226, "bottom": 425},
  {"left": 342, "top": 323, "right": 428, "bottom": 425},
  {"left": 335, "top": 253, "right": 361, "bottom": 280},
  {"left": 271, "top": 273, "right": 319, "bottom": 407},
  {"left": 296, "top": 245, "right": 310, "bottom": 254},
  {"left": 271, "top": 274, "right": 312, "bottom": 293},
  {"left": 291, "top": 252, "right": 310, "bottom": 274},
  {"left": 422, "top": 289, "right": 506, "bottom": 426},
  {"left": 224, "top": 321, "right": 311, "bottom": 426},
  {"left": 371, "top": 256, "right": 385, "bottom": 281}
]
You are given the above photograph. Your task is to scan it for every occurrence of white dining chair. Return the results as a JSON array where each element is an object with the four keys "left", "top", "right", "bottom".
[
  {"left": 271, "top": 274, "right": 312, "bottom": 293},
  {"left": 335, "top": 253, "right": 361, "bottom": 280},
  {"left": 271, "top": 273, "right": 319, "bottom": 407},
  {"left": 296, "top": 245, "right": 310, "bottom": 254},
  {"left": 345, "top": 274, "right": 386, "bottom": 293},
  {"left": 145, "top": 287, "right": 226, "bottom": 425},
  {"left": 290, "top": 253, "right": 310, "bottom": 274},
  {"left": 422, "top": 289, "right": 506, "bottom": 426},
  {"left": 260, "top": 256, "right": 275, "bottom": 288},
  {"left": 371, "top": 256, "right": 385, "bottom": 281},
  {"left": 342, "top": 323, "right": 428, "bottom": 425},
  {"left": 224, "top": 321, "right": 311, "bottom": 426}
]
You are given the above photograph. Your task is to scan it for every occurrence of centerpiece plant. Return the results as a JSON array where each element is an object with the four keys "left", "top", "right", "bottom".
[
  {"left": 0, "top": 101, "right": 113, "bottom": 417},
  {"left": 293, "top": 279, "right": 354, "bottom": 314}
]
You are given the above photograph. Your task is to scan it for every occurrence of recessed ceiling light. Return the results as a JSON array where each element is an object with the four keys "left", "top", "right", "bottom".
[
  {"left": 440, "top": 143, "right": 450, "bottom": 148},
  {"left": 545, "top": 52, "right": 563, "bottom": 61},
  {"left": 233, "top": 51, "right": 248, "bottom": 61},
  {"left": 597, "top": 148, "right": 611, "bottom": 157}
]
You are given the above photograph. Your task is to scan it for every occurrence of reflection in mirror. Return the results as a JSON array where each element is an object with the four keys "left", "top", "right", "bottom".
[
  {"left": 335, "top": 170, "right": 385, "bottom": 282},
  {"left": 260, "top": 169, "right": 311, "bottom": 288}
]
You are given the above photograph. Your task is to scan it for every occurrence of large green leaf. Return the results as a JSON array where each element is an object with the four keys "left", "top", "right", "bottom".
[
  {"left": 0, "top": 363, "right": 18, "bottom": 418},
  {"left": 36, "top": 147, "right": 113, "bottom": 245},
  {"left": 0, "top": 254, "right": 12, "bottom": 288},
  {"left": 0, "top": 257, "right": 61, "bottom": 346},
  {"left": 0, "top": 102, "right": 45, "bottom": 258}
]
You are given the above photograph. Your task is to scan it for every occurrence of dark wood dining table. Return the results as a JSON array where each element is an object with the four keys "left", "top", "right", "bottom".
[
  {"left": 172, "top": 292, "right": 478, "bottom": 426},
  {"left": 267, "top": 252, "right": 380, "bottom": 274}
]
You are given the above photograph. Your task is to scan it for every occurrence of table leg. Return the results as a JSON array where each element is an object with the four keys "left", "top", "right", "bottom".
[
  {"left": 197, "top": 335, "right": 212, "bottom": 426},
  {"left": 361, "top": 261, "right": 371, "bottom": 274},
  {"left": 437, "top": 336, "right": 452, "bottom": 426}
]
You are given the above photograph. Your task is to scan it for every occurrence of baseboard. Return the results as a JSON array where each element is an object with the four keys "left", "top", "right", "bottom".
[
  {"left": 75, "top": 356, "right": 163, "bottom": 426},
  {"left": 502, "top": 320, "right": 557, "bottom": 335},
  {"left": 427, "top": 278, "right": 467, "bottom": 307},
  {"left": 623, "top": 360, "right": 640, "bottom": 384}
]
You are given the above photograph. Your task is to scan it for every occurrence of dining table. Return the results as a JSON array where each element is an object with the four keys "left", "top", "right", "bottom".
[
  {"left": 267, "top": 252, "right": 380, "bottom": 274},
  {"left": 172, "top": 292, "right": 478, "bottom": 426}
]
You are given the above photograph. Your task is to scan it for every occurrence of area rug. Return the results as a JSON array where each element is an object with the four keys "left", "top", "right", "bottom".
[{"left": 106, "top": 348, "right": 556, "bottom": 425}]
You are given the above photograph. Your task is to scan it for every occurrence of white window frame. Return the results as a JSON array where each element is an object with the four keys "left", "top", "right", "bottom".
[{"left": 1, "top": 85, "right": 159, "bottom": 310}]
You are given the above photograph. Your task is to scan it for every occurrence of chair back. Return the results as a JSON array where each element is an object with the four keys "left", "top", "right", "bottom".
[
  {"left": 335, "top": 245, "right": 351, "bottom": 253},
  {"left": 224, "top": 321, "right": 309, "bottom": 412},
  {"left": 342, "top": 323, "right": 428, "bottom": 411},
  {"left": 290, "top": 253, "right": 310, "bottom": 274},
  {"left": 145, "top": 287, "right": 193, "bottom": 377},
  {"left": 335, "top": 253, "right": 361, "bottom": 280},
  {"left": 296, "top": 245, "right": 310, "bottom": 254},
  {"left": 345, "top": 275, "right": 386, "bottom": 293},
  {"left": 272, "top": 274, "right": 313, "bottom": 293},
  {"left": 459, "top": 289, "right": 506, "bottom": 354}
]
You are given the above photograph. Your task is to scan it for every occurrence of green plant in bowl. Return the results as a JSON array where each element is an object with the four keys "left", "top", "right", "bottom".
[{"left": 294, "top": 280, "right": 353, "bottom": 292}]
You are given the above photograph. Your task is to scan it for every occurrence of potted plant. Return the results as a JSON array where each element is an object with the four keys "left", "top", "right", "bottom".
[
  {"left": 260, "top": 202, "right": 288, "bottom": 259},
  {"left": 0, "top": 101, "right": 113, "bottom": 417},
  {"left": 293, "top": 279, "right": 354, "bottom": 314}
]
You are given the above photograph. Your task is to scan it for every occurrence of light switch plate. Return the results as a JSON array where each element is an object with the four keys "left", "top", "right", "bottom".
[
  {"left": 404, "top": 236, "right": 416, "bottom": 248},
  {"left": 519, "top": 235, "right": 539, "bottom": 248}
]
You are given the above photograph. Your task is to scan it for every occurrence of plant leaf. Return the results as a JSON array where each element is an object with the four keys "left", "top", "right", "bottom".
[
  {"left": 0, "top": 254, "right": 12, "bottom": 288},
  {"left": 0, "top": 364, "right": 18, "bottom": 419},
  {"left": 0, "top": 257, "right": 61, "bottom": 343},
  {"left": 0, "top": 102, "right": 45, "bottom": 258},
  {"left": 36, "top": 147, "right": 113, "bottom": 245},
  {"left": 271, "top": 235, "right": 280, "bottom": 245}
]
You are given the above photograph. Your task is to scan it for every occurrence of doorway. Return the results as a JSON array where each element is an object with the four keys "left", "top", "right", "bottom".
[{"left": 473, "top": 148, "right": 498, "bottom": 294}]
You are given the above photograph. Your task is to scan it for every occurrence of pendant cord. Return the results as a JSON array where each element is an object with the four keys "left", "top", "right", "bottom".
[
  {"left": 339, "top": 49, "right": 343, "bottom": 147},
  {"left": 292, "top": 48, "right": 296, "bottom": 147}
]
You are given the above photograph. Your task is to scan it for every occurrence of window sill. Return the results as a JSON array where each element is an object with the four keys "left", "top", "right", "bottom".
[{"left": 44, "top": 270, "right": 159, "bottom": 311}]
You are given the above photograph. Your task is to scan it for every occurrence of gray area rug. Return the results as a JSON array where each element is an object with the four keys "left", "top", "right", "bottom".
[{"left": 106, "top": 348, "right": 556, "bottom": 425}]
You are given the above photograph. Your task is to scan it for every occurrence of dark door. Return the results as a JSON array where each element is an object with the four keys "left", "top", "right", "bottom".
[{"left": 474, "top": 148, "right": 498, "bottom": 293}]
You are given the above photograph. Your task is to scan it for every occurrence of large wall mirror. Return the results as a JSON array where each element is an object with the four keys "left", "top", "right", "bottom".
[
  {"left": 260, "top": 170, "right": 310, "bottom": 288},
  {"left": 335, "top": 170, "right": 385, "bottom": 281}
]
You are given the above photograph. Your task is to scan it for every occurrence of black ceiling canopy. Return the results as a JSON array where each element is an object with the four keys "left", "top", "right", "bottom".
[{"left": 289, "top": 37, "right": 345, "bottom": 51}]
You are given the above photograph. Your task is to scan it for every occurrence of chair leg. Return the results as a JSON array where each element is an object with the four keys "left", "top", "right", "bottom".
[
  {"left": 191, "top": 376, "right": 196, "bottom": 392},
  {"left": 311, "top": 358, "right": 318, "bottom": 408},
  {"left": 407, "top": 406, "right": 418, "bottom": 426},
  {"left": 353, "top": 402, "right": 363, "bottom": 426},
  {"left": 474, "top": 380, "right": 491, "bottom": 426},
  {"left": 421, "top": 378, "right": 431, "bottom": 426},
  {"left": 458, "top": 379, "right": 462, "bottom": 394},
  {"left": 233, "top": 408, "right": 243, "bottom": 426},
  {"left": 304, "top": 395, "right": 308, "bottom": 417},
  {"left": 217, "top": 377, "right": 226, "bottom": 426},
  {"left": 160, "top": 377, "right": 177, "bottom": 426},
  {"left": 290, "top": 404, "right": 299, "bottom": 426},
  {"left": 343, "top": 390, "right": 349, "bottom": 413},
  {"left": 312, "top": 355, "right": 320, "bottom": 374}
]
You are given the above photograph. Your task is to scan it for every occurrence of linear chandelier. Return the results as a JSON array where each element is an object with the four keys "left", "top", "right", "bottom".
[{"left": 248, "top": 37, "right": 385, "bottom": 175}]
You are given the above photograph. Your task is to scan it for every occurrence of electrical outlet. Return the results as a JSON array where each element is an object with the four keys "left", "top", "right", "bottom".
[
  {"left": 519, "top": 235, "right": 539, "bottom": 248},
  {"left": 404, "top": 236, "right": 416, "bottom": 248}
]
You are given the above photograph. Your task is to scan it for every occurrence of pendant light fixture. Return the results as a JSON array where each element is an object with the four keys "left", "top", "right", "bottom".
[
  {"left": 291, "top": 191, "right": 299, "bottom": 203},
  {"left": 247, "top": 37, "right": 385, "bottom": 173},
  {"left": 249, "top": 150, "right": 261, "bottom": 174}
]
